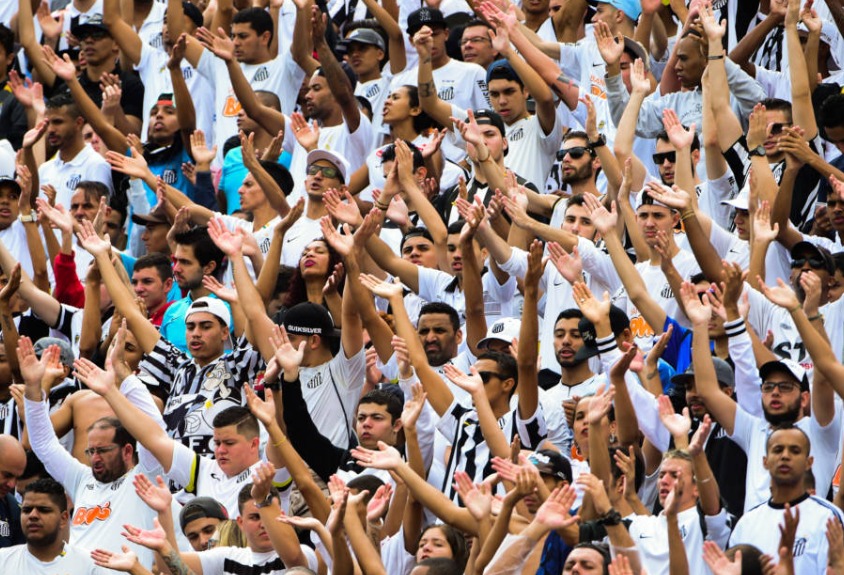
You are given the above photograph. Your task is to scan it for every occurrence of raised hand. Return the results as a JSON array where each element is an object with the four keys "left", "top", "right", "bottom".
[
  {"left": 547, "top": 242, "right": 583, "bottom": 285},
  {"left": 572, "top": 281, "right": 610, "bottom": 325},
  {"left": 689, "top": 414, "right": 713, "bottom": 456},
  {"left": 366, "top": 483, "right": 393, "bottom": 522},
  {"left": 269, "top": 324, "right": 306, "bottom": 375},
  {"left": 454, "top": 472, "right": 492, "bottom": 521},
  {"left": 629, "top": 58, "right": 650, "bottom": 96},
  {"left": 320, "top": 217, "right": 354, "bottom": 257},
  {"left": 702, "top": 540, "right": 742, "bottom": 575},
  {"left": 412, "top": 26, "right": 433, "bottom": 60},
  {"left": 90, "top": 546, "right": 138, "bottom": 572},
  {"left": 244, "top": 383, "right": 276, "bottom": 427},
  {"left": 443, "top": 364, "right": 485, "bottom": 396},
  {"left": 110, "top": 319, "right": 134, "bottom": 385},
  {"left": 278, "top": 197, "right": 305, "bottom": 237},
  {"left": 699, "top": 0, "right": 727, "bottom": 41},
  {"left": 679, "top": 281, "right": 713, "bottom": 326},
  {"left": 662, "top": 109, "right": 696, "bottom": 151},
  {"left": 21, "top": 118, "right": 48, "bottom": 150},
  {"left": 324, "top": 188, "right": 363, "bottom": 227},
  {"left": 751, "top": 200, "right": 779, "bottom": 244},
  {"left": 207, "top": 217, "right": 243, "bottom": 256},
  {"left": 583, "top": 193, "right": 617, "bottom": 235},
  {"left": 73, "top": 357, "right": 117, "bottom": 396},
  {"left": 326, "top": 486, "right": 348, "bottom": 535},
  {"left": 594, "top": 21, "right": 624, "bottom": 66},
  {"left": 41, "top": 45, "right": 76, "bottom": 81},
  {"left": 37, "top": 198, "right": 74, "bottom": 234},
  {"left": 401, "top": 383, "right": 427, "bottom": 431},
  {"left": 17, "top": 337, "right": 46, "bottom": 388},
  {"left": 586, "top": 384, "right": 615, "bottom": 425},
  {"left": 359, "top": 273, "right": 403, "bottom": 301},
  {"left": 201, "top": 275, "right": 238, "bottom": 304},
  {"left": 190, "top": 130, "right": 218, "bottom": 168},
  {"left": 644, "top": 181, "right": 691, "bottom": 211},
  {"left": 657, "top": 394, "right": 691, "bottom": 440},
  {"left": 133, "top": 474, "right": 172, "bottom": 513},
  {"left": 196, "top": 26, "right": 235, "bottom": 61},
  {"left": 323, "top": 262, "right": 345, "bottom": 296},
  {"left": 290, "top": 113, "right": 319, "bottom": 151},
  {"left": 101, "top": 84, "right": 122, "bottom": 116},
  {"left": 757, "top": 278, "right": 801, "bottom": 311},
  {"left": 534, "top": 485, "right": 580, "bottom": 529},
  {"left": 663, "top": 478, "right": 683, "bottom": 516},
  {"left": 122, "top": 518, "right": 167, "bottom": 552},
  {"left": 746, "top": 103, "right": 769, "bottom": 151},
  {"left": 350, "top": 441, "right": 404, "bottom": 470},
  {"left": 106, "top": 149, "right": 153, "bottom": 181},
  {"left": 250, "top": 461, "right": 277, "bottom": 504},
  {"left": 0, "top": 263, "right": 21, "bottom": 307},
  {"left": 525, "top": 239, "right": 547, "bottom": 289}
]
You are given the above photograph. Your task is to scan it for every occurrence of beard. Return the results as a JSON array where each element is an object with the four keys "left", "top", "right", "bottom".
[
  {"left": 561, "top": 163, "right": 594, "bottom": 186},
  {"left": 763, "top": 399, "right": 802, "bottom": 426}
]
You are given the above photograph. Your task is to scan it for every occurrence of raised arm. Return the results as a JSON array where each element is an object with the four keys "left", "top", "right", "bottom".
[
  {"left": 784, "top": 0, "right": 817, "bottom": 141},
  {"left": 413, "top": 28, "right": 456, "bottom": 129},
  {"left": 517, "top": 240, "right": 543, "bottom": 421},
  {"left": 16, "top": 0, "right": 57, "bottom": 87},
  {"left": 103, "top": 0, "right": 143, "bottom": 66},
  {"left": 360, "top": 0, "right": 405, "bottom": 73},
  {"left": 311, "top": 7, "right": 360, "bottom": 132},
  {"left": 240, "top": 131, "right": 290, "bottom": 216}
]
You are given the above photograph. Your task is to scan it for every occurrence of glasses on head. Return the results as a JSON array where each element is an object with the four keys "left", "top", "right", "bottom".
[
  {"left": 760, "top": 381, "right": 799, "bottom": 394},
  {"left": 84, "top": 444, "right": 120, "bottom": 458},
  {"left": 770, "top": 122, "right": 793, "bottom": 136},
  {"left": 652, "top": 151, "right": 677, "bottom": 165},
  {"left": 460, "top": 36, "right": 490, "bottom": 47},
  {"left": 307, "top": 164, "right": 341, "bottom": 179},
  {"left": 477, "top": 371, "right": 504, "bottom": 384},
  {"left": 556, "top": 146, "right": 592, "bottom": 161},
  {"left": 790, "top": 257, "right": 826, "bottom": 269}
]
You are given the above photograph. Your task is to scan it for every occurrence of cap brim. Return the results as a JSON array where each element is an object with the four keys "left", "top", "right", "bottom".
[
  {"left": 131, "top": 213, "right": 168, "bottom": 226},
  {"left": 573, "top": 346, "right": 599, "bottom": 362},
  {"left": 670, "top": 373, "right": 695, "bottom": 387}
]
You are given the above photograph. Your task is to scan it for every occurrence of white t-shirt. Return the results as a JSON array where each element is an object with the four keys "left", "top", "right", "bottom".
[
  {"left": 0, "top": 543, "right": 102, "bottom": 575},
  {"left": 198, "top": 545, "right": 318, "bottom": 575},
  {"left": 38, "top": 145, "right": 114, "bottom": 209},
  {"left": 729, "top": 407, "right": 840, "bottom": 512},
  {"left": 135, "top": 0, "right": 166, "bottom": 52},
  {"left": 416, "top": 265, "right": 517, "bottom": 326},
  {"left": 356, "top": 76, "right": 392, "bottom": 148},
  {"left": 390, "top": 58, "right": 489, "bottom": 112},
  {"left": 538, "top": 373, "right": 606, "bottom": 453},
  {"left": 298, "top": 345, "right": 367, "bottom": 449},
  {"left": 196, "top": 51, "right": 305, "bottom": 164},
  {"left": 557, "top": 37, "right": 617, "bottom": 146},
  {"left": 730, "top": 494, "right": 844, "bottom": 574},
  {"left": 279, "top": 215, "right": 323, "bottom": 268},
  {"left": 135, "top": 43, "right": 215, "bottom": 146}
]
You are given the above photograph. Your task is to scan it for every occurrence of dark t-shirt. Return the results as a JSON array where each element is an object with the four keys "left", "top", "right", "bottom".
[
  {"left": 0, "top": 494, "right": 24, "bottom": 548},
  {"left": 51, "top": 67, "right": 145, "bottom": 121}
]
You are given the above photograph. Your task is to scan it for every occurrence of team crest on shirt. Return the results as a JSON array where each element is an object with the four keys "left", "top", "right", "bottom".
[
  {"left": 438, "top": 86, "right": 454, "bottom": 101},
  {"left": 0, "top": 520, "right": 10, "bottom": 537},
  {"left": 306, "top": 372, "right": 324, "bottom": 389},
  {"left": 66, "top": 174, "right": 81, "bottom": 190},
  {"left": 509, "top": 128, "right": 524, "bottom": 142},
  {"left": 161, "top": 169, "right": 178, "bottom": 185},
  {"left": 365, "top": 84, "right": 381, "bottom": 99},
  {"left": 793, "top": 537, "right": 807, "bottom": 557},
  {"left": 252, "top": 67, "right": 269, "bottom": 82},
  {"left": 660, "top": 285, "right": 674, "bottom": 299}
]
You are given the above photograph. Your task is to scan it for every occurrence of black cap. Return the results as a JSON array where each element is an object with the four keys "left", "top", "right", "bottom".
[
  {"left": 574, "top": 306, "right": 631, "bottom": 362},
  {"left": 406, "top": 7, "right": 447, "bottom": 36},
  {"left": 181, "top": 1, "right": 203, "bottom": 28},
  {"left": 471, "top": 108, "right": 506, "bottom": 138},
  {"left": 790, "top": 241, "right": 835, "bottom": 275},
  {"left": 0, "top": 177, "right": 21, "bottom": 196},
  {"left": 71, "top": 14, "right": 111, "bottom": 38},
  {"left": 528, "top": 449, "right": 573, "bottom": 482},
  {"left": 283, "top": 302, "right": 338, "bottom": 337},
  {"left": 179, "top": 497, "right": 229, "bottom": 531}
]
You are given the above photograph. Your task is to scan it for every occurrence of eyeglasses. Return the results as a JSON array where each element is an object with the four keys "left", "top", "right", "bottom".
[
  {"left": 652, "top": 151, "right": 677, "bottom": 164},
  {"left": 307, "top": 164, "right": 341, "bottom": 179},
  {"left": 84, "top": 444, "right": 120, "bottom": 458},
  {"left": 761, "top": 381, "right": 799, "bottom": 394},
  {"left": 770, "top": 122, "right": 793, "bottom": 136},
  {"left": 477, "top": 371, "right": 504, "bottom": 384},
  {"left": 460, "top": 36, "right": 491, "bottom": 47},
  {"left": 556, "top": 146, "right": 592, "bottom": 161},
  {"left": 790, "top": 257, "right": 826, "bottom": 269}
]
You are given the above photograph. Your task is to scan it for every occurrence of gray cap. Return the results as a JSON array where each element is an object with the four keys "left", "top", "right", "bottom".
[
  {"left": 342, "top": 28, "right": 386, "bottom": 52},
  {"left": 33, "top": 337, "right": 75, "bottom": 368},
  {"left": 671, "top": 357, "right": 735, "bottom": 389}
]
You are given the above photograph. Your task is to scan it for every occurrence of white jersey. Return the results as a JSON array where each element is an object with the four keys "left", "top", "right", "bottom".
[
  {"left": 729, "top": 407, "right": 841, "bottom": 512},
  {"left": 0, "top": 543, "right": 102, "bottom": 575},
  {"left": 169, "top": 441, "right": 291, "bottom": 517},
  {"left": 279, "top": 215, "right": 323, "bottom": 268},
  {"left": 731, "top": 494, "right": 844, "bottom": 574},
  {"left": 198, "top": 545, "right": 319, "bottom": 575},
  {"left": 38, "top": 145, "right": 114, "bottom": 209},
  {"left": 416, "top": 265, "right": 518, "bottom": 326},
  {"left": 298, "top": 345, "right": 367, "bottom": 449},
  {"left": 355, "top": 76, "right": 392, "bottom": 148},
  {"left": 745, "top": 285, "right": 812, "bottom": 370},
  {"left": 390, "top": 58, "right": 489, "bottom": 112},
  {"left": 557, "top": 37, "right": 617, "bottom": 146},
  {"left": 135, "top": 43, "right": 215, "bottom": 146},
  {"left": 630, "top": 508, "right": 732, "bottom": 575},
  {"left": 196, "top": 51, "right": 305, "bottom": 165},
  {"left": 539, "top": 373, "right": 606, "bottom": 453}
]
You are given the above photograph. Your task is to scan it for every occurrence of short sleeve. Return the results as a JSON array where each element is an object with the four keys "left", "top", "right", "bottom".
[{"left": 727, "top": 406, "right": 757, "bottom": 453}]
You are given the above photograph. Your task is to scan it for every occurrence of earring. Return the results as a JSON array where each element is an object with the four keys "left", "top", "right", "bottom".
[{"left": 608, "top": 433, "right": 617, "bottom": 445}]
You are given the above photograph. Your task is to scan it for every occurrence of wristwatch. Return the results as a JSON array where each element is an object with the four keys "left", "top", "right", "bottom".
[
  {"left": 588, "top": 134, "right": 607, "bottom": 149},
  {"left": 748, "top": 145, "right": 766, "bottom": 157},
  {"left": 597, "top": 509, "right": 623, "bottom": 526},
  {"left": 254, "top": 494, "right": 274, "bottom": 508},
  {"left": 19, "top": 211, "right": 36, "bottom": 223}
]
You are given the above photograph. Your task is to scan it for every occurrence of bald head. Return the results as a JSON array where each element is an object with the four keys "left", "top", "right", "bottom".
[{"left": 0, "top": 435, "right": 27, "bottom": 498}]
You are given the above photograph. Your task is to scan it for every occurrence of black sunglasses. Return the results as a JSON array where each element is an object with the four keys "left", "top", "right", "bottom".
[
  {"left": 556, "top": 146, "right": 592, "bottom": 161},
  {"left": 477, "top": 371, "right": 504, "bottom": 384},
  {"left": 652, "top": 151, "right": 677, "bottom": 164},
  {"left": 770, "top": 122, "right": 792, "bottom": 136},
  {"left": 307, "top": 164, "right": 341, "bottom": 179},
  {"left": 790, "top": 257, "right": 826, "bottom": 269}
]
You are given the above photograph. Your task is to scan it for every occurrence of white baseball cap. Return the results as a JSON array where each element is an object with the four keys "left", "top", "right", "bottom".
[{"left": 477, "top": 317, "right": 521, "bottom": 350}]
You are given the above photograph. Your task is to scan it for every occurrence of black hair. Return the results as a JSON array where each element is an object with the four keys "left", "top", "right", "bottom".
[
  {"left": 765, "top": 423, "right": 812, "bottom": 453},
  {"left": 477, "top": 350, "right": 518, "bottom": 396},
  {"left": 74, "top": 180, "right": 110, "bottom": 203},
  {"left": 608, "top": 447, "right": 645, "bottom": 492},
  {"left": 563, "top": 130, "right": 590, "bottom": 144},
  {"left": 46, "top": 93, "right": 82, "bottom": 119},
  {"left": 566, "top": 193, "right": 588, "bottom": 208},
  {"left": 88, "top": 417, "right": 137, "bottom": 462},
  {"left": 820, "top": 94, "right": 844, "bottom": 130},
  {"left": 223, "top": 135, "right": 241, "bottom": 159},
  {"left": 232, "top": 7, "right": 274, "bottom": 45},
  {"left": 23, "top": 477, "right": 68, "bottom": 512},
  {"left": 463, "top": 18, "right": 493, "bottom": 31},
  {"left": 690, "top": 272, "right": 708, "bottom": 285},
  {"left": 381, "top": 140, "right": 425, "bottom": 171},
  {"left": 570, "top": 543, "right": 611, "bottom": 575},
  {"left": 213, "top": 406, "right": 259, "bottom": 439},
  {"left": 488, "top": 63, "right": 524, "bottom": 88},
  {"left": 254, "top": 90, "right": 281, "bottom": 111},
  {"left": 358, "top": 389, "right": 403, "bottom": 422},
  {"left": 761, "top": 97, "right": 793, "bottom": 123},
  {"left": 133, "top": 252, "right": 173, "bottom": 283},
  {"left": 346, "top": 474, "right": 385, "bottom": 506},
  {"left": 397, "top": 85, "right": 439, "bottom": 133},
  {"left": 237, "top": 482, "right": 280, "bottom": 513},
  {"left": 656, "top": 129, "right": 700, "bottom": 152},
  {"left": 173, "top": 227, "right": 226, "bottom": 276},
  {"left": 400, "top": 227, "right": 434, "bottom": 254},
  {"left": 418, "top": 302, "right": 460, "bottom": 332},
  {"left": 258, "top": 160, "right": 294, "bottom": 196},
  {"left": 20, "top": 449, "right": 47, "bottom": 481},
  {"left": 446, "top": 220, "right": 466, "bottom": 235},
  {"left": 109, "top": 193, "right": 128, "bottom": 227},
  {"left": 415, "top": 558, "right": 464, "bottom": 575},
  {"left": 356, "top": 95, "right": 373, "bottom": 119},
  {"left": 283, "top": 239, "right": 342, "bottom": 308},
  {"left": 555, "top": 308, "right": 584, "bottom": 325},
  {"left": 0, "top": 24, "right": 14, "bottom": 56},
  {"left": 417, "top": 524, "right": 468, "bottom": 571},
  {"left": 834, "top": 253, "right": 844, "bottom": 274}
]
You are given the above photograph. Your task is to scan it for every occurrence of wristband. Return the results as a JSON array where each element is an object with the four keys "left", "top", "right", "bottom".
[
  {"left": 807, "top": 313, "right": 823, "bottom": 322},
  {"left": 707, "top": 54, "right": 725, "bottom": 60},
  {"left": 19, "top": 211, "right": 36, "bottom": 223},
  {"left": 374, "top": 200, "right": 390, "bottom": 211},
  {"left": 789, "top": 303, "right": 802, "bottom": 313},
  {"left": 254, "top": 494, "right": 274, "bottom": 508}
]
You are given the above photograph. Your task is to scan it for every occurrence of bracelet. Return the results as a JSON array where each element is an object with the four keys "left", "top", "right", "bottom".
[
  {"left": 680, "top": 210, "right": 696, "bottom": 221},
  {"left": 807, "top": 313, "right": 824, "bottom": 322},
  {"left": 374, "top": 200, "right": 390, "bottom": 211},
  {"left": 707, "top": 54, "right": 725, "bottom": 60},
  {"left": 272, "top": 436, "right": 287, "bottom": 447},
  {"left": 698, "top": 476, "right": 713, "bottom": 484},
  {"left": 789, "top": 303, "right": 802, "bottom": 313}
]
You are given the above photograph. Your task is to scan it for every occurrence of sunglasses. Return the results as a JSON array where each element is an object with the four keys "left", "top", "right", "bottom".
[
  {"left": 556, "top": 146, "right": 592, "bottom": 161},
  {"left": 477, "top": 371, "right": 504, "bottom": 384},
  {"left": 760, "top": 381, "right": 799, "bottom": 394},
  {"left": 652, "top": 151, "right": 677, "bottom": 164},
  {"left": 770, "top": 122, "right": 793, "bottom": 136},
  {"left": 790, "top": 257, "right": 826, "bottom": 269},
  {"left": 307, "top": 164, "right": 341, "bottom": 179}
]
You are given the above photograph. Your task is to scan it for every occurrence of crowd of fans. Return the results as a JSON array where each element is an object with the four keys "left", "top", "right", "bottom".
[{"left": 3, "top": 0, "right": 844, "bottom": 573}]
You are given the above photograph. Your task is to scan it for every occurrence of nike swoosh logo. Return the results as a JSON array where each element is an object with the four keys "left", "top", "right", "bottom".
[
  {"left": 553, "top": 279, "right": 565, "bottom": 286},
  {"left": 592, "top": 62, "right": 603, "bottom": 67},
  {"left": 638, "top": 534, "right": 652, "bottom": 539},
  {"left": 285, "top": 235, "right": 300, "bottom": 243}
]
